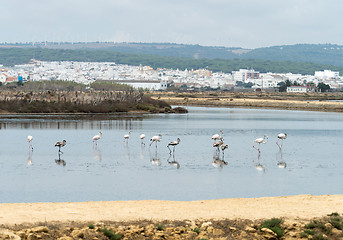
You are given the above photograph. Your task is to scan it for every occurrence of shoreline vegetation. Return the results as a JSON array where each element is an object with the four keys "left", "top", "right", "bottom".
[
  {"left": 0, "top": 89, "right": 187, "bottom": 115},
  {"left": 2, "top": 89, "right": 343, "bottom": 115},
  {"left": 150, "top": 92, "right": 343, "bottom": 113},
  {"left": 1, "top": 195, "right": 343, "bottom": 239},
  {"left": 2, "top": 80, "right": 343, "bottom": 114}
]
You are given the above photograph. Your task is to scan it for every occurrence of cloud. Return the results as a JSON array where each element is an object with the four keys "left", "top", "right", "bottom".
[{"left": 1, "top": 0, "right": 343, "bottom": 48}]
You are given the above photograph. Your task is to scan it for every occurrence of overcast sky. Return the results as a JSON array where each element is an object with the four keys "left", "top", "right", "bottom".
[{"left": 1, "top": 0, "right": 342, "bottom": 49}]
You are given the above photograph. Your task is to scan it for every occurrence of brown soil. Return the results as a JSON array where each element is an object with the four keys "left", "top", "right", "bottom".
[{"left": 151, "top": 92, "right": 343, "bottom": 112}]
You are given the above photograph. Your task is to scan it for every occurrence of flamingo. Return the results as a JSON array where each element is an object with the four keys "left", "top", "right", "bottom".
[
  {"left": 213, "top": 140, "right": 223, "bottom": 151},
  {"left": 55, "top": 140, "right": 66, "bottom": 153},
  {"left": 221, "top": 143, "right": 228, "bottom": 157},
  {"left": 27, "top": 135, "right": 33, "bottom": 151},
  {"left": 253, "top": 135, "right": 268, "bottom": 153},
  {"left": 212, "top": 129, "right": 223, "bottom": 143},
  {"left": 123, "top": 131, "right": 131, "bottom": 143},
  {"left": 140, "top": 133, "right": 146, "bottom": 145},
  {"left": 167, "top": 138, "right": 181, "bottom": 154},
  {"left": 92, "top": 131, "right": 102, "bottom": 146},
  {"left": 276, "top": 133, "right": 287, "bottom": 150},
  {"left": 149, "top": 134, "right": 162, "bottom": 148}
]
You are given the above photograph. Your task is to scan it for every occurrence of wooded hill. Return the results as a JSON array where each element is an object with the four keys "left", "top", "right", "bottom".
[{"left": 1, "top": 43, "right": 343, "bottom": 75}]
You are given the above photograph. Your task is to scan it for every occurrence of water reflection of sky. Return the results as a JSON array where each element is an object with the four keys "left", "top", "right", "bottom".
[
  {"left": 0, "top": 115, "right": 146, "bottom": 130},
  {"left": 0, "top": 107, "right": 343, "bottom": 203}
]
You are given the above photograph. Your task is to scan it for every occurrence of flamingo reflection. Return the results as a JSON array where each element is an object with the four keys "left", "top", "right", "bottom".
[
  {"left": 140, "top": 144, "right": 145, "bottom": 160},
  {"left": 150, "top": 148, "right": 161, "bottom": 166},
  {"left": 124, "top": 143, "right": 130, "bottom": 160},
  {"left": 212, "top": 145, "right": 228, "bottom": 168},
  {"left": 254, "top": 162, "right": 265, "bottom": 172},
  {"left": 212, "top": 154, "right": 228, "bottom": 168},
  {"left": 55, "top": 153, "right": 66, "bottom": 166},
  {"left": 253, "top": 137, "right": 266, "bottom": 172},
  {"left": 277, "top": 161, "right": 287, "bottom": 168},
  {"left": 93, "top": 146, "right": 102, "bottom": 162},
  {"left": 27, "top": 150, "right": 33, "bottom": 166},
  {"left": 276, "top": 148, "right": 287, "bottom": 169},
  {"left": 167, "top": 154, "right": 180, "bottom": 169}
]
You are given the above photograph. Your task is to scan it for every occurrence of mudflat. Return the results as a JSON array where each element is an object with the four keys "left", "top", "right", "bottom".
[{"left": 153, "top": 95, "right": 343, "bottom": 112}]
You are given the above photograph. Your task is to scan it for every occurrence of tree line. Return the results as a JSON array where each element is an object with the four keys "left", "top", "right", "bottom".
[
  {"left": 1, "top": 47, "right": 343, "bottom": 75},
  {"left": 277, "top": 80, "right": 331, "bottom": 92}
]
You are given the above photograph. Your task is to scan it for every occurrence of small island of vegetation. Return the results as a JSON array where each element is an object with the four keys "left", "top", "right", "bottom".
[{"left": 0, "top": 80, "right": 187, "bottom": 114}]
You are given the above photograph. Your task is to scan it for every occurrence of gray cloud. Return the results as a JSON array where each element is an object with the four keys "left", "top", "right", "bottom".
[{"left": 1, "top": 0, "right": 343, "bottom": 48}]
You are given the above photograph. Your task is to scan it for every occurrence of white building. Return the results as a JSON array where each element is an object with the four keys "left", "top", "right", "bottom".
[
  {"left": 315, "top": 70, "right": 339, "bottom": 80},
  {"left": 251, "top": 73, "right": 287, "bottom": 89},
  {"left": 114, "top": 80, "right": 167, "bottom": 90},
  {"left": 0, "top": 73, "right": 7, "bottom": 84},
  {"left": 232, "top": 69, "right": 259, "bottom": 83},
  {"left": 287, "top": 86, "right": 308, "bottom": 93}
]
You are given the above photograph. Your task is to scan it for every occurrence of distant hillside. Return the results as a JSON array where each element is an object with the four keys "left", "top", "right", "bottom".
[
  {"left": 3, "top": 42, "right": 341, "bottom": 67},
  {"left": 1, "top": 44, "right": 343, "bottom": 75},
  {"left": 244, "top": 44, "right": 343, "bottom": 67}
]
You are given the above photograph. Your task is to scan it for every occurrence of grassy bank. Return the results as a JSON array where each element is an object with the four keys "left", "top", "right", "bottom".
[{"left": 0, "top": 91, "right": 187, "bottom": 114}]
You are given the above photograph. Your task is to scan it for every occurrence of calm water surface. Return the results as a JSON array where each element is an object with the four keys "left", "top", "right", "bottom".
[{"left": 0, "top": 107, "right": 342, "bottom": 203}]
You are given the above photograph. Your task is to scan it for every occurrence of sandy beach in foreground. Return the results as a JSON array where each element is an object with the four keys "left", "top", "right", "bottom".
[{"left": 1, "top": 195, "right": 343, "bottom": 225}]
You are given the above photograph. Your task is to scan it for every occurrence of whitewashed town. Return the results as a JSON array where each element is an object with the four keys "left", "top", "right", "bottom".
[{"left": 0, "top": 60, "right": 341, "bottom": 92}]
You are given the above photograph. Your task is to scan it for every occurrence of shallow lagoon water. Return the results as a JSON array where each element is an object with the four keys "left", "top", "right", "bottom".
[{"left": 0, "top": 107, "right": 343, "bottom": 203}]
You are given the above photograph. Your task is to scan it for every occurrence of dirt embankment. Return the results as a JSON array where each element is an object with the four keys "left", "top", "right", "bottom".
[{"left": 151, "top": 92, "right": 343, "bottom": 112}]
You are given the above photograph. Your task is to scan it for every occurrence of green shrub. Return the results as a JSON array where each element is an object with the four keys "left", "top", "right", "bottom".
[
  {"left": 305, "top": 222, "right": 316, "bottom": 229},
  {"left": 330, "top": 216, "right": 343, "bottom": 230},
  {"left": 260, "top": 218, "right": 284, "bottom": 238},
  {"left": 304, "top": 229, "right": 315, "bottom": 235},
  {"left": 328, "top": 212, "right": 340, "bottom": 217},
  {"left": 191, "top": 227, "right": 200, "bottom": 234},
  {"left": 300, "top": 232, "right": 308, "bottom": 238},
  {"left": 88, "top": 224, "right": 95, "bottom": 229},
  {"left": 156, "top": 223, "right": 164, "bottom": 231},
  {"left": 136, "top": 103, "right": 150, "bottom": 111},
  {"left": 313, "top": 233, "right": 326, "bottom": 240},
  {"left": 102, "top": 227, "right": 122, "bottom": 240},
  {"left": 173, "top": 106, "right": 188, "bottom": 113}
]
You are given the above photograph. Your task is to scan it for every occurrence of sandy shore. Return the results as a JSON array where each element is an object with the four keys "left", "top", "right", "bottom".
[{"left": 1, "top": 195, "right": 343, "bottom": 225}]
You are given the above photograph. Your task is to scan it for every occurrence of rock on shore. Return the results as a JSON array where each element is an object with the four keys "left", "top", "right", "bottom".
[{"left": 1, "top": 216, "right": 343, "bottom": 240}]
